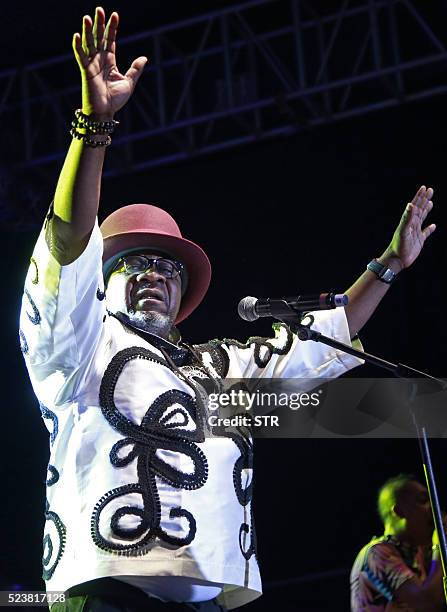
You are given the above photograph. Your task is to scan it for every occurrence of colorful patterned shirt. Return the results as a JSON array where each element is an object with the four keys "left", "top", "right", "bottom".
[{"left": 350, "top": 536, "right": 428, "bottom": 611}]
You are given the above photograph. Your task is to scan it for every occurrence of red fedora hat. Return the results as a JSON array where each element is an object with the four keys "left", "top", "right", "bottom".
[{"left": 100, "top": 204, "right": 211, "bottom": 324}]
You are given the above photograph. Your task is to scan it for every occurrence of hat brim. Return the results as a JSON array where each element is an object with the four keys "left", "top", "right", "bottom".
[{"left": 102, "top": 230, "right": 211, "bottom": 324}]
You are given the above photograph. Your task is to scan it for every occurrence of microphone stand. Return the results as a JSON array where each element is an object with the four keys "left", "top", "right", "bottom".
[{"left": 277, "top": 307, "right": 447, "bottom": 602}]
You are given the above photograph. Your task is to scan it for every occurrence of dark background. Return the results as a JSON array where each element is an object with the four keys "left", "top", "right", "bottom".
[{"left": 1, "top": 1, "right": 447, "bottom": 610}]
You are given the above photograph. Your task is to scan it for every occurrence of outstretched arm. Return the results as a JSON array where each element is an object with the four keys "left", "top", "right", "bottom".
[
  {"left": 345, "top": 185, "right": 436, "bottom": 337},
  {"left": 50, "top": 7, "right": 147, "bottom": 264}
]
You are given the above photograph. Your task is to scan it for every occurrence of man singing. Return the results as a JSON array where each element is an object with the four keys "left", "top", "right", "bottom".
[{"left": 20, "top": 7, "right": 436, "bottom": 611}]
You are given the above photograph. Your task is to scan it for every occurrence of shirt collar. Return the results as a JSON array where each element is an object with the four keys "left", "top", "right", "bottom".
[{"left": 110, "top": 311, "right": 189, "bottom": 365}]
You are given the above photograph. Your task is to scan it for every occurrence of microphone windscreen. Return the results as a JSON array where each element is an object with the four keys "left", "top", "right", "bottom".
[{"left": 238, "top": 296, "right": 259, "bottom": 321}]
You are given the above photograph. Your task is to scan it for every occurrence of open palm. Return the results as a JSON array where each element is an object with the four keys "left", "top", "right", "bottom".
[
  {"left": 389, "top": 185, "right": 436, "bottom": 269},
  {"left": 72, "top": 8, "right": 147, "bottom": 118}
]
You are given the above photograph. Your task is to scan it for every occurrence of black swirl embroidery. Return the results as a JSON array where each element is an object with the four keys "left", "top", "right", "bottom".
[
  {"left": 39, "top": 403, "right": 58, "bottom": 445},
  {"left": 24, "top": 288, "right": 41, "bottom": 325},
  {"left": 92, "top": 347, "right": 208, "bottom": 555},
  {"left": 19, "top": 329, "right": 28, "bottom": 355},
  {"left": 42, "top": 535, "right": 53, "bottom": 566},
  {"left": 96, "top": 287, "right": 106, "bottom": 301},
  {"left": 219, "top": 322, "right": 293, "bottom": 368},
  {"left": 30, "top": 257, "right": 39, "bottom": 285},
  {"left": 47, "top": 465, "right": 59, "bottom": 487},
  {"left": 191, "top": 342, "right": 230, "bottom": 377},
  {"left": 210, "top": 418, "right": 257, "bottom": 562},
  {"left": 42, "top": 510, "right": 66, "bottom": 580},
  {"left": 232, "top": 432, "right": 256, "bottom": 560}
]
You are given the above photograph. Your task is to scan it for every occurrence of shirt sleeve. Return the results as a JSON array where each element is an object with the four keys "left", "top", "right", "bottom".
[
  {"left": 19, "top": 218, "right": 106, "bottom": 406},
  {"left": 220, "top": 307, "right": 364, "bottom": 379},
  {"left": 364, "top": 543, "right": 417, "bottom": 601}
]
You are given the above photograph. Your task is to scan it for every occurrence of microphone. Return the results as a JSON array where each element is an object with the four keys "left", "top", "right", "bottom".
[{"left": 238, "top": 293, "right": 348, "bottom": 322}]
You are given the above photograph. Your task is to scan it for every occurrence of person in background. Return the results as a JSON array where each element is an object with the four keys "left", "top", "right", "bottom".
[{"left": 351, "top": 474, "right": 445, "bottom": 611}]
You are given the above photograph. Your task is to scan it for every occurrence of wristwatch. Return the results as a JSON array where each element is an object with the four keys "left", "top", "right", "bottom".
[{"left": 367, "top": 259, "right": 397, "bottom": 284}]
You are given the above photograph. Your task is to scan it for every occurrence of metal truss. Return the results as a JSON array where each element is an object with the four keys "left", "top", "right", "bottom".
[{"left": 1, "top": 0, "right": 447, "bottom": 180}]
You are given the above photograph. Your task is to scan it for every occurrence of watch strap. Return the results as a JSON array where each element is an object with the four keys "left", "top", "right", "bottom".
[{"left": 367, "top": 259, "right": 397, "bottom": 284}]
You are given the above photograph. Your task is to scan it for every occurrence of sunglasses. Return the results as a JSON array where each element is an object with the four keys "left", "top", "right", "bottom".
[{"left": 112, "top": 255, "right": 185, "bottom": 282}]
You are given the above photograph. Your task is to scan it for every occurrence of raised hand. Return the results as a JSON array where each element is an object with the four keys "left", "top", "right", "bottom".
[
  {"left": 72, "top": 7, "right": 147, "bottom": 120},
  {"left": 385, "top": 185, "right": 436, "bottom": 270}
]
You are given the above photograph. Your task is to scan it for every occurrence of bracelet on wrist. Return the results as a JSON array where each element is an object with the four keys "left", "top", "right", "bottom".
[
  {"left": 73, "top": 109, "right": 119, "bottom": 135},
  {"left": 432, "top": 544, "right": 441, "bottom": 558},
  {"left": 70, "top": 127, "right": 111, "bottom": 148}
]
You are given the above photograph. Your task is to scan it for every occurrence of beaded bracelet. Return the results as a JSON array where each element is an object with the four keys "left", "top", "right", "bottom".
[
  {"left": 71, "top": 117, "right": 113, "bottom": 136},
  {"left": 73, "top": 109, "right": 119, "bottom": 135},
  {"left": 70, "top": 127, "right": 112, "bottom": 148}
]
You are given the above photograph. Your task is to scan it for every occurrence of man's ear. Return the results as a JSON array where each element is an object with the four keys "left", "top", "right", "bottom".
[{"left": 393, "top": 502, "right": 405, "bottom": 519}]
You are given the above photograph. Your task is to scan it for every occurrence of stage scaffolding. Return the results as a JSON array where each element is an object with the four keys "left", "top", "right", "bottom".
[{"left": 1, "top": 0, "right": 446, "bottom": 182}]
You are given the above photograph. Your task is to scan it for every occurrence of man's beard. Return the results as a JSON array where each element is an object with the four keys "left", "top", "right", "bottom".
[{"left": 127, "top": 308, "right": 173, "bottom": 339}]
